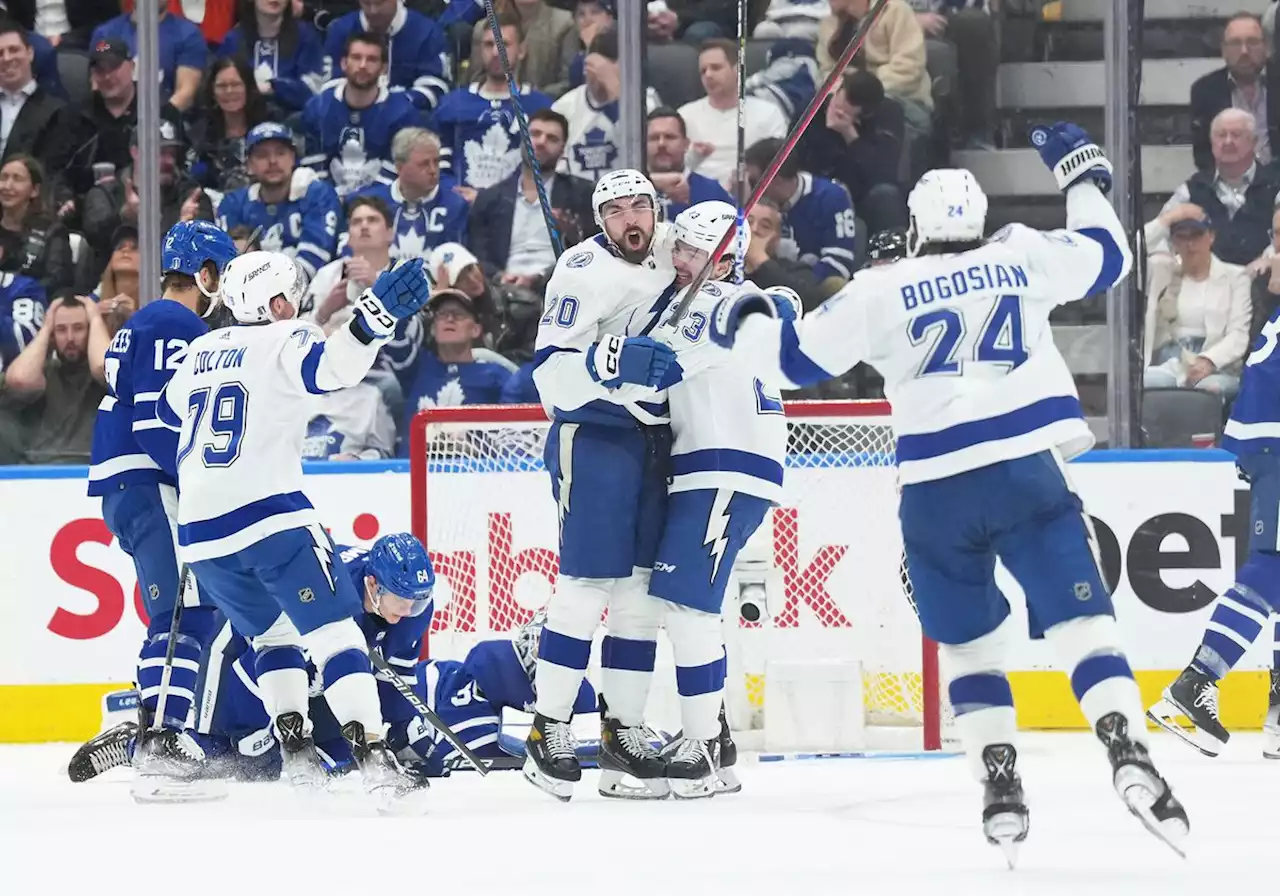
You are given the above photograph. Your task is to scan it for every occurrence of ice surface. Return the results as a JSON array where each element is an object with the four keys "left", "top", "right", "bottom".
[{"left": 2, "top": 732, "right": 1275, "bottom": 895}]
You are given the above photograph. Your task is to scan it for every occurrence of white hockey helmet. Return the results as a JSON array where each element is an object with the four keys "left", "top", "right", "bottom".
[
  {"left": 219, "top": 251, "right": 308, "bottom": 324},
  {"left": 906, "top": 168, "right": 988, "bottom": 256},
  {"left": 671, "top": 200, "right": 750, "bottom": 263},
  {"left": 592, "top": 168, "right": 659, "bottom": 230}
]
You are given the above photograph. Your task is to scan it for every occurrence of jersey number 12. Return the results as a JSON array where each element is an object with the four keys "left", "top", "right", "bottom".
[
  {"left": 176, "top": 382, "right": 248, "bottom": 468},
  {"left": 908, "top": 295, "right": 1027, "bottom": 377}
]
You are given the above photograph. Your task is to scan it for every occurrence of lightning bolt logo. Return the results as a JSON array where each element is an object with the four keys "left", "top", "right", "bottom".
[
  {"left": 703, "top": 490, "right": 733, "bottom": 583},
  {"left": 309, "top": 524, "right": 336, "bottom": 593}
]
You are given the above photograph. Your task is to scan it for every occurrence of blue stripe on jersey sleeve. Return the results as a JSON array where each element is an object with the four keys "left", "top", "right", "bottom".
[
  {"left": 300, "top": 342, "right": 330, "bottom": 395},
  {"left": 177, "top": 490, "right": 313, "bottom": 546},
  {"left": 896, "top": 395, "right": 1083, "bottom": 462},
  {"left": 780, "top": 320, "right": 833, "bottom": 386},
  {"left": 671, "top": 448, "right": 784, "bottom": 485},
  {"left": 1075, "top": 227, "right": 1126, "bottom": 296}
]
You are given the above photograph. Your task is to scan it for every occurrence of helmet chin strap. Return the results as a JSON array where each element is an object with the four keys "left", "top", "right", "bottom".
[
  {"left": 196, "top": 265, "right": 222, "bottom": 317},
  {"left": 905, "top": 216, "right": 924, "bottom": 259}
]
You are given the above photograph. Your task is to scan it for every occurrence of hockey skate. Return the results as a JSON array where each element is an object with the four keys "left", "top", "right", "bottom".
[
  {"left": 523, "top": 712, "right": 581, "bottom": 801},
  {"left": 665, "top": 736, "right": 720, "bottom": 800},
  {"left": 1147, "top": 665, "right": 1229, "bottom": 756},
  {"left": 598, "top": 700, "right": 670, "bottom": 800},
  {"left": 341, "top": 721, "right": 430, "bottom": 815},
  {"left": 68, "top": 720, "right": 137, "bottom": 782},
  {"left": 275, "top": 712, "right": 330, "bottom": 790},
  {"left": 130, "top": 726, "right": 228, "bottom": 804},
  {"left": 715, "top": 705, "right": 742, "bottom": 795},
  {"left": 979, "top": 744, "right": 1029, "bottom": 869},
  {"left": 1263, "top": 670, "right": 1280, "bottom": 760},
  {"left": 1097, "top": 712, "right": 1190, "bottom": 858}
]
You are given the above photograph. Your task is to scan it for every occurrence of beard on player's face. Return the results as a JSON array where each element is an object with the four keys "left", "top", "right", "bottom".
[{"left": 605, "top": 216, "right": 653, "bottom": 262}]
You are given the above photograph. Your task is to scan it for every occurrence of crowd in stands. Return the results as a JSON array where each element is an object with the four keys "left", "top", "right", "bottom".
[{"left": 0, "top": 0, "right": 1026, "bottom": 464}]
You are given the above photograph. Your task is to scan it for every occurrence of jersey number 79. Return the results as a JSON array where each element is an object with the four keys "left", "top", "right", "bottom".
[{"left": 176, "top": 382, "right": 249, "bottom": 468}]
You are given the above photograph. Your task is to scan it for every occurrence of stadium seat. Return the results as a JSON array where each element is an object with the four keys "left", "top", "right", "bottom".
[
  {"left": 1139, "top": 387, "right": 1225, "bottom": 448},
  {"left": 56, "top": 49, "right": 91, "bottom": 108}
]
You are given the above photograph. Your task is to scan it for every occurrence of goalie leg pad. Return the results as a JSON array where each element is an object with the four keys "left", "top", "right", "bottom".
[
  {"left": 1044, "top": 614, "right": 1145, "bottom": 747},
  {"left": 663, "top": 601, "right": 726, "bottom": 740},
  {"left": 137, "top": 607, "right": 219, "bottom": 729},
  {"left": 536, "top": 575, "right": 612, "bottom": 722},
  {"left": 601, "top": 569, "right": 661, "bottom": 726},
  {"left": 943, "top": 616, "right": 1017, "bottom": 783}
]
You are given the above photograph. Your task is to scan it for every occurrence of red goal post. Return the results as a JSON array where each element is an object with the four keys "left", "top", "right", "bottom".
[{"left": 410, "top": 400, "right": 944, "bottom": 752}]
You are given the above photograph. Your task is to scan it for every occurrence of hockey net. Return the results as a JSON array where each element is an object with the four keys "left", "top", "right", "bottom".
[{"left": 410, "top": 400, "right": 945, "bottom": 752}]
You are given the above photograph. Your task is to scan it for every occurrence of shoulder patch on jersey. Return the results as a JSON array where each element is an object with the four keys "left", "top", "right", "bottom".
[
  {"left": 702, "top": 282, "right": 723, "bottom": 297},
  {"left": 566, "top": 251, "right": 593, "bottom": 269},
  {"left": 291, "top": 327, "right": 313, "bottom": 347},
  {"left": 989, "top": 225, "right": 1015, "bottom": 243}
]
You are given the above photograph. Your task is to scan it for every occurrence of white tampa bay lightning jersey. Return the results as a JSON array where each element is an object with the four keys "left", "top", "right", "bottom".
[
  {"left": 733, "top": 183, "right": 1132, "bottom": 485},
  {"left": 650, "top": 279, "right": 787, "bottom": 503},
  {"left": 532, "top": 227, "right": 681, "bottom": 428},
  {"left": 158, "top": 319, "right": 384, "bottom": 561}
]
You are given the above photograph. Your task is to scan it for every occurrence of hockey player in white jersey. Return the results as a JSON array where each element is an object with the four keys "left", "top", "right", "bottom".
[
  {"left": 157, "top": 250, "right": 434, "bottom": 813},
  {"left": 707, "top": 123, "right": 1190, "bottom": 860},
  {"left": 525, "top": 169, "right": 684, "bottom": 800}
]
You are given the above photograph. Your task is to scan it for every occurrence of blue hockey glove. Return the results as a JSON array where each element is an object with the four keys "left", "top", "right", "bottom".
[
  {"left": 766, "top": 286, "right": 802, "bottom": 322},
  {"left": 355, "top": 257, "right": 430, "bottom": 338},
  {"left": 1029, "top": 122, "right": 1113, "bottom": 194},
  {"left": 654, "top": 356, "right": 684, "bottom": 390},
  {"left": 709, "top": 290, "right": 781, "bottom": 349},
  {"left": 587, "top": 335, "right": 679, "bottom": 389}
]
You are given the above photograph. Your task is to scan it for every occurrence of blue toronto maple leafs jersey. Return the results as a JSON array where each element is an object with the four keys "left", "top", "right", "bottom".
[
  {"left": 779, "top": 172, "right": 858, "bottom": 281},
  {"left": 91, "top": 13, "right": 208, "bottom": 103},
  {"left": 299, "top": 83, "right": 424, "bottom": 198},
  {"left": 322, "top": 6, "right": 451, "bottom": 111},
  {"left": 217, "top": 177, "right": 343, "bottom": 280},
  {"left": 394, "top": 354, "right": 512, "bottom": 455},
  {"left": 430, "top": 83, "right": 554, "bottom": 190},
  {"left": 746, "top": 38, "right": 818, "bottom": 126},
  {"left": 657, "top": 171, "right": 734, "bottom": 221},
  {"left": 1224, "top": 306, "right": 1280, "bottom": 456},
  {"left": 0, "top": 273, "right": 47, "bottom": 371},
  {"left": 87, "top": 300, "right": 207, "bottom": 496},
  {"left": 351, "top": 180, "right": 469, "bottom": 258},
  {"left": 219, "top": 22, "right": 326, "bottom": 113}
]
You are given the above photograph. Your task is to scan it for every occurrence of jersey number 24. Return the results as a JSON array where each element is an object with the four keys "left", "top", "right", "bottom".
[
  {"left": 176, "top": 382, "right": 248, "bottom": 468},
  {"left": 908, "top": 295, "right": 1028, "bottom": 377}
]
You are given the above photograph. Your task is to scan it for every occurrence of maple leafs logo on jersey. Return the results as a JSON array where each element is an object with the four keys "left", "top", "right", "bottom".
[
  {"left": 260, "top": 224, "right": 285, "bottom": 253},
  {"left": 417, "top": 378, "right": 467, "bottom": 410},
  {"left": 394, "top": 227, "right": 428, "bottom": 260},
  {"left": 573, "top": 128, "right": 617, "bottom": 178},
  {"left": 465, "top": 122, "right": 521, "bottom": 190}
]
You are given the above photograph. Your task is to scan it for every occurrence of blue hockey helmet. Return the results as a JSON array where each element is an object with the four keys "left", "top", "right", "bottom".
[
  {"left": 367, "top": 533, "right": 436, "bottom": 619},
  {"left": 162, "top": 220, "right": 238, "bottom": 279}
]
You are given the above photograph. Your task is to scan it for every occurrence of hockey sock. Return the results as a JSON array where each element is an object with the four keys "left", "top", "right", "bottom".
[
  {"left": 137, "top": 605, "right": 219, "bottom": 729},
  {"left": 600, "top": 570, "right": 661, "bottom": 726},
  {"left": 305, "top": 618, "right": 383, "bottom": 736},
  {"left": 1274, "top": 618, "right": 1280, "bottom": 673},
  {"left": 941, "top": 617, "right": 1016, "bottom": 782},
  {"left": 536, "top": 576, "right": 611, "bottom": 722},
  {"left": 1045, "top": 615, "right": 1146, "bottom": 746},
  {"left": 252, "top": 612, "right": 310, "bottom": 723},
  {"left": 1192, "top": 584, "right": 1270, "bottom": 681},
  {"left": 664, "top": 602, "right": 726, "bottom": 740}
]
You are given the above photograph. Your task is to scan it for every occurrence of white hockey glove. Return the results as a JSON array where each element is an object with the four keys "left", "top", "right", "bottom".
[{"left": 709, "top": 289, "right": 786, "bottom": 350}]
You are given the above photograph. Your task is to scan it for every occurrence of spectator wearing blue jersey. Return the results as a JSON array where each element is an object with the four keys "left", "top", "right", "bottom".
[
  {"left": 0, "top": 293, "right": 105, "bottom": 463},
  {"left": 323, "top": 0, "right": 451, "bottom": 111},
  {"left": 217, "top": 122, "right": 343, "bottom": 281},
  {"left": 0, "top": 265, "right": 44, "bottom": 367},
  {"left": 90, "top": 2, "right": 206, "bottom": 111},
  {"left": 744, "top": 137, "right": 859, "bottom": 286},
  {"left": 352, "top": 127, "right": 468, "bottom": 258},
  {"left": 645, "top": 106, "right": 732, "bottom": 221},
  {"left": 431, "top": 14, "right": 553, "bottom": 193},
  {"left": 219, "top": 0, "right": 326, "bottom": 113},
  {"left": 300, "top": 30, "right": 425, "bottom": 198}
]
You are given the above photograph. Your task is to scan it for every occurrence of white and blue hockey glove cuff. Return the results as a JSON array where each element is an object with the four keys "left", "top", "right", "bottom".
[
  {"left": 766, "top": 286, "right": 802, "bottom": 323},
  {"left": 1030, "top": 122, "right": 1113, "bottom": 194},
  {"left": 710, "top": 290, "right": 781, "bottom": 349}
]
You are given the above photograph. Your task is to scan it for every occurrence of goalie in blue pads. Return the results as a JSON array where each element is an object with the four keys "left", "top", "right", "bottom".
[{"left": 707, "top": 123, "right": 1189, "bottom": 862}]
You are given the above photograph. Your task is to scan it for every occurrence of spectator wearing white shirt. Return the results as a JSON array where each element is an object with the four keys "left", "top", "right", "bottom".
[
  {"left": 678, "top": 37, "right": 788, "bottom": 191},
  {"left": 0, "top": 21, "right": 62, "bottom": 164},
  {"left": 304, "top": 193, "right": 395, "bottom": 331}
]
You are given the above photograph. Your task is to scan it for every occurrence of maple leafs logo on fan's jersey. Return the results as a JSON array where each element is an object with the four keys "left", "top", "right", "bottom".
[
  {"left": 417, "top": 378, "right": 467, "bottom": 410},
  {"left": 573, "top": 127, "right": 617, "bottom": 179},
  {"left": 394, "top": 227, "right": 428, "bottom": 260},
  {"left": 260, "top": 224, "right": 285, "bottom": 253},
  {"left": 465, "top": 122, "right": 521, "bottom": 190}
]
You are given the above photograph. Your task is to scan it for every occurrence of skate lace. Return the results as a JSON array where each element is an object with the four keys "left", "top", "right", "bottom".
[
  {"left": 671, "top": 737, "right": 707, "bottom": 764},
  {"left": 1194, "top": 684, "right": 1221, "bottom": 720},
  {"left": 90, "top": 735, "right": 132, "bottom": 774},
  {"left": 545, "top": 720, "right": 577, "bottom": 760},
  {"left": 618, "top": 725, "right": 661, "bottom": 760},
  {"left": 172, "top": 731, "right": 206, "bottom": 763}
]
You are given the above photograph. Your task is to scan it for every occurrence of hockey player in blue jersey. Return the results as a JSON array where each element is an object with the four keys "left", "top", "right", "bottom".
[
  {"left": 1148, "top": 302, "right": 1280, "bottom": 761},
  {"left": 744, "top": 138, "right": 858, "bottom": 284},
  {"left": 429, "top": 14, "right": 553, "bottom": 191},
  {"left": 156, "top": 250, "right": 434, "bottom": 812},
  {"left": 646, "top": 108, "right": 733, "bottom": 220},
  {"left": 352, "top": 127, "right": 469, "bottom": 257},
  {"left": 301, "top": 31, "right": 425, "bottom": 198},
  {"left": 322, "top": 0, "right": 451, "bottom": 111},
  {"left": 217, "top": 123, "right": 343, "bottom": 281},
  {"left": 0, "top": 271, "right": 47, "bottom": 370},
  {"left": 86, "top": 220, "right": 238, "bottom": 803},
  {"left": 218, "top": 0, "right": 327, "bottom": 113},
  {"left": 709, "top": 124, "right": 1189, "bottom": 860}
]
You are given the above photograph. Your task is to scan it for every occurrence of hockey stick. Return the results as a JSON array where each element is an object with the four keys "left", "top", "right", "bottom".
[
  {"left": 151, "top": 563, "right": 192, "bottom": 731},
  {"left": 483, "top": 0, "right": 564, "bottom": 258},
  {"left": 662, "top": 0, "right": 891, "bottom": 327},
  {"left": 369, "top": 649, "right": 492, "bottom": 776},
  {"left": 731, "top": 0, "right": 748, "bottom": 286}
]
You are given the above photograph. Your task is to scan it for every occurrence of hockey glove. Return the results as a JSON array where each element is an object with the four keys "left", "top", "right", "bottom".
[
  {"left": 354, "top": 257, "right": 431, "bottom": 339},
  {"left": 766, "top": 286, "right": 802, "bottom": 323},
  {"left": 587, "top": 335, "right": 679, "bottom": 389},
  {"left": 709, "top": 289, "right": 782, "bottom": 349},
  {"left": 1030, "top": 122, "right": 1113, "bottom": 194}
]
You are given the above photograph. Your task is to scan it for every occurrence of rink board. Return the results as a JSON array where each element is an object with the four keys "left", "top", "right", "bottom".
[{"left": 0, "top": 450, "right": 1270, "bottom": 742}]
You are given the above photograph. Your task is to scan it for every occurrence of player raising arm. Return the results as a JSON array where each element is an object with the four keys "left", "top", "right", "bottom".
[
  {"left": 157, "top": 251, "right": 433, "bottom": 813},
  {"left": 709, "top": 124, "right": 1188, "bottom": 861}
]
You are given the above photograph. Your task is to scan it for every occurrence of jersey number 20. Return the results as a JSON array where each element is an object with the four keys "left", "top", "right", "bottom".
[
  {"left": 908, "top": 295, "right": 1027, "bottom": 377},
  {"left": 176, "top": 382, "right": 248, "bottom": 468}
]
